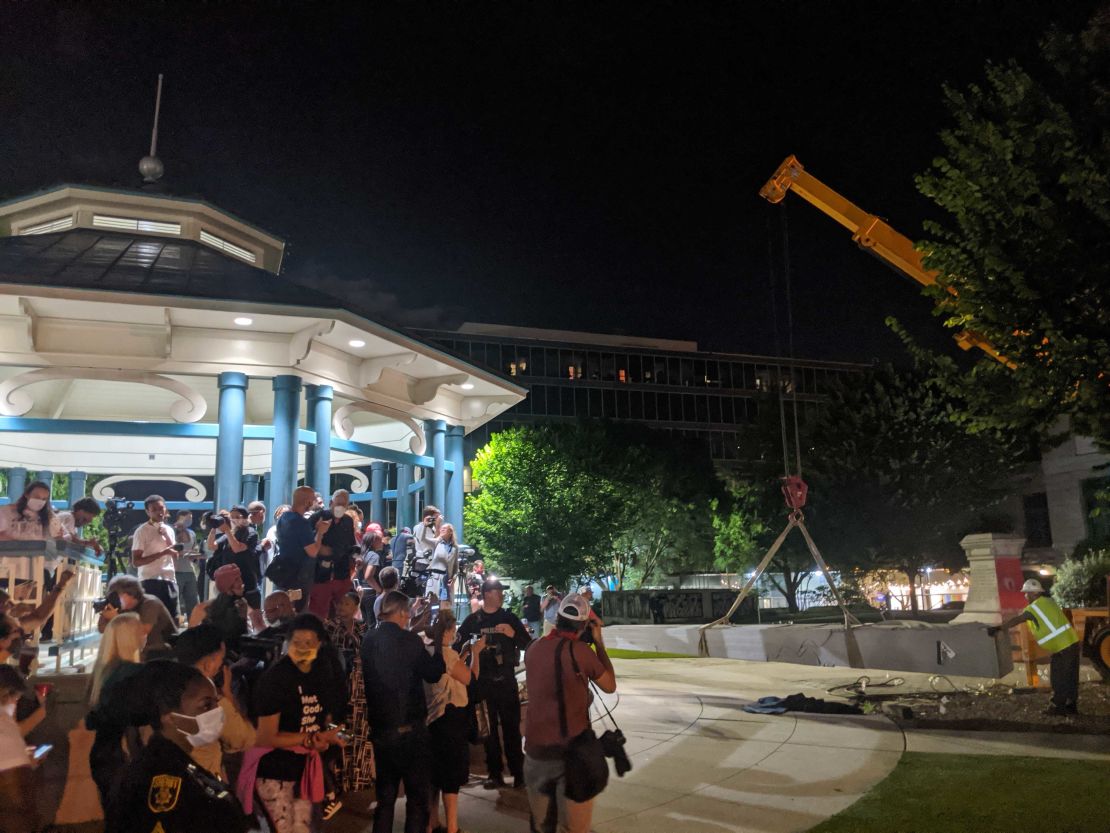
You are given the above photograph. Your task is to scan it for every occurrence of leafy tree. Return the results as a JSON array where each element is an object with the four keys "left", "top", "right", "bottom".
[
  {"left": 1052, "top": 549, "right": 1110, "bottom": 607},
  {"left": 913, "top": 10, "right": 1110, "bottom": 446},
  {"left": 464, "top": 421, "right": 717, "bottom": 587},
  {"left": 712, "top": 479, "right": 814, "bottom": 613},
  {"left": 804, "top": 365, "right": 1033, "bottom": 610}
]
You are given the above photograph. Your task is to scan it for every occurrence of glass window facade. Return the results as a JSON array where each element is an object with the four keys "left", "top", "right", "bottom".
[{"left": 420, "top": 331, "right": 868, "bottom": 463}]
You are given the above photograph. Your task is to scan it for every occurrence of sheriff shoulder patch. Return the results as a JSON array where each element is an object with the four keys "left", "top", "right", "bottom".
[{"left": 148, "top": 774, "right": 182, "bottom": 813}]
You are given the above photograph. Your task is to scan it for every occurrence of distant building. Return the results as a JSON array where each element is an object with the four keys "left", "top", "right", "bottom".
[{"left": 413, "top": 322, "right": 868, "bottom": 464}]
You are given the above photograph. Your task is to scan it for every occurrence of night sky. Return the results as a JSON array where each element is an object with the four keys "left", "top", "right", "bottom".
[{"left": 0, "top": 1, "right": 1098, "bottom": 363}]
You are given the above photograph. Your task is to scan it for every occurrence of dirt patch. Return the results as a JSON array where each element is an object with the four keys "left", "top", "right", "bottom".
[{"left": 889, "top": 681, "right": 1110, "bottom": 734}]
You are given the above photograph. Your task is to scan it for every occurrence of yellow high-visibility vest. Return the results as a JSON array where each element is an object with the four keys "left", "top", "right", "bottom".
[{"left": 1024, "top": 595, "right": 1079, "bottom": 654}]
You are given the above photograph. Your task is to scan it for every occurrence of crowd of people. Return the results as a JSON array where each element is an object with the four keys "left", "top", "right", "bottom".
[{"left": 0, "top": 479, "right": 620, "bottom": 833}]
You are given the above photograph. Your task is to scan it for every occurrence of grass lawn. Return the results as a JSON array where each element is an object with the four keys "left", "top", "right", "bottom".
[
  {"left": 809, "top": 752, "right": 1110, "bottom": 833},
  {"left": 607, "top": 648, "right": 693, "bottom": 659}
]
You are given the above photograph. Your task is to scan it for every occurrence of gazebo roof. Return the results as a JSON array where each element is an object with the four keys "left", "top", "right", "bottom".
[
  {"left": 0, "top": 183, "right": 526, "bottom": 478},
  {"left": 0, "top": 229, "right": 315, "bottom": 306}
]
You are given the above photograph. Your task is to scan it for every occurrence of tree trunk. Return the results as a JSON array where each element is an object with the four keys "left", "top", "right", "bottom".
[{"left": 905, "top": 569, "right": 919, "bottom": 613}]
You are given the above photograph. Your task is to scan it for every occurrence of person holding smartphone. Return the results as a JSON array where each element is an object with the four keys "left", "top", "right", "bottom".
[{"left": 0, "top": 666, "right": 42, "bottom": 833}]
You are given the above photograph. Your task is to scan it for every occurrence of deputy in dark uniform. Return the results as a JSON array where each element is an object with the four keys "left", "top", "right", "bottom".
[{"left": 105, "top": 661, "right": 253, "bottom": 833}]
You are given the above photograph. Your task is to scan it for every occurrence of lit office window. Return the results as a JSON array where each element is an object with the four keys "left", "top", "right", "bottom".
[{"left": 618, "top": 369, "right": 627, "bottom": 383}]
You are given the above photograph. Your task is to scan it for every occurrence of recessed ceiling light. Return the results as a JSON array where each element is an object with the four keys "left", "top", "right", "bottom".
[
  {"left": 349, "top": 339, "right": 366, "bottom": 348},
  {"left": 234, "top": 317, "right": 253, "bottom": 326},
  {"left": 460, "top": 383, "right": 475, "bottom": 390}
]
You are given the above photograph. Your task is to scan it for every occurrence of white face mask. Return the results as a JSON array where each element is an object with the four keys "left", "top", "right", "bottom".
[
  {"left": 2, "top": 702, "right": 15, "bottom": 718},
  {"left": 332, "top": 505, "right": 348, "bottom": 518},
  {"left": 173, "top": 705, "right": 225, "bottom": 747},
  {"left": 25, "top": 498, "right": 47, "bottom": 512}
]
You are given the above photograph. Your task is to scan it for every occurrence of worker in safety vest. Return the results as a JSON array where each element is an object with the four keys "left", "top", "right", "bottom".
[{"left": 988, "top": 579, "right": 1080, "bottom": 715}]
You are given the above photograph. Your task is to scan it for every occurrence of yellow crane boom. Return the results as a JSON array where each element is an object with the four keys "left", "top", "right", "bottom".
[{"left": 760, "top": 155, "right": 1014, "bottom": 368}]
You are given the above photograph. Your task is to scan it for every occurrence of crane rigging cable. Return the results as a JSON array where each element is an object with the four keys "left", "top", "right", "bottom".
[{"left": 697, "top": 201, "right": 859, "bottom": 657}]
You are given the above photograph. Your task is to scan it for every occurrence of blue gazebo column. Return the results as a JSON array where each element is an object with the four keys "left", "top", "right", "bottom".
[
  {"left": 215, "top": 372, "right": 249, "bottom": 511},
  {"left": 423, "top": 419, "right": 447, "bottom": 512},
  {"left": 396, "top": 463, "right": 414, "bottom": 531},
  {"left": 271, "top": 375, "right": 303, "bottom": 510},
  {"left": 262, "top": 472, "right": 272, "bottom": 505},
  {"left": 445, "top": 425, "right": 465, "bottom": 542},
  {"left": 370, "top": 461, "right": 386, "bottom": 526},
  {"left": 7, "top": 467, "right": 27, "bottom": 501},
  {"left": 241, "top": 474, "right": 261, "bottom": 505},
  {"left": 67, "top": 471, "right": 88, "bottom": 510},
  {"left": 37, "top": 471, "right": 54, "bottom": 492},
  {"left": 304, "top": 384, "right": 334, "bottom": 496}
]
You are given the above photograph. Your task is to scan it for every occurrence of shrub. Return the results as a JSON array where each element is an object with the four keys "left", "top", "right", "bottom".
[{"left": 1052, "top": 549, "right": 1110, "bottom": 608}]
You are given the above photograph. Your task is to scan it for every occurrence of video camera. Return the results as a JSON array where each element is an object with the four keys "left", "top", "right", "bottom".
[
  {"left": 233, "top": 634, "right": 285, "bottom": 667},
  {"left": 203, "top": 511, "right": 228, "bottom": 530}
]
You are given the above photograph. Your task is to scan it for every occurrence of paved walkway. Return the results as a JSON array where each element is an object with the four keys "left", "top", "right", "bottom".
[{"left": 423, "top": 658, "right": 908, "bottom": 833}]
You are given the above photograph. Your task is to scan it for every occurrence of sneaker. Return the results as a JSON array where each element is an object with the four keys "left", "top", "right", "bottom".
[
  {"left": 482, "top": 775, "right": 506, "bottom": 790},
  {"left": 322, "top": 797, "right": 343, "bottom": 820}
]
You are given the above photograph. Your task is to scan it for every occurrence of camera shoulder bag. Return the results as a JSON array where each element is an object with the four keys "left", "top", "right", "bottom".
[{"left": 556, "top": 639, "right": 609, "bottom": 802}]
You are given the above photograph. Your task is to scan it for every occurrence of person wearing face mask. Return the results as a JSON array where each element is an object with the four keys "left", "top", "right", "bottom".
[
  {"left": 206, "top": 505, "right": 264, "bottom": 632},
  {"left": 173, "top": 624, "right": 256, "bottom": 780},
  {"left": 306, "top": 490, "right": 358, "bottom": 621},
  {"left": 105, "top": 661, "right": 252, "bottom": 833},
  {"left": 0, "top": 480, "right": 64, "bottom": 542},
  {"left": 0, "top": 666, "right": 41, "bottom": 833},
  {"left": 243, "top": 613, "right": 346, "bottom": 833},
  {"left": 425, "top": 523, "right": 459, "bottom": 607}
]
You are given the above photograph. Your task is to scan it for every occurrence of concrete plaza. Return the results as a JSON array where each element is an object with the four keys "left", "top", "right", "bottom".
[{"left": 379, "top": 656, "right": 1107, "bottom": 833}]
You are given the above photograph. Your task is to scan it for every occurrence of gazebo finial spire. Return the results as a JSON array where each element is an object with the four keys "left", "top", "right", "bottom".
[{"left": 138, "top": 74, "right": 165, "bottom": 183}]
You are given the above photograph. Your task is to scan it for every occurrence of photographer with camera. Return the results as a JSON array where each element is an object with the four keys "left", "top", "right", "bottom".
[
  {"left": 307, "top": 490, "right": 359, "bottom": 621},
  {"left": 130, "top": 495, "right": 181, "bottom": 619},
  {"left": 205, "top": 505, "right": 264, "bottom": 632},
  {"left": 523, "top": 594, "right": 617, "bottom": 833},
  {"left": 412, "top": 506, "right": 440, "bottom": 565},
  {"left": 540, "top": 585, "right": 561, "bottom": 636},
  {"left": 268, "top": 487, "right": 331, "bottom": 612},
  {"left": 97, "top": 574, "right": 177, "bottom": 660},
  {"left": 454, "top": 578, "right": 531, "bottom": 790}
]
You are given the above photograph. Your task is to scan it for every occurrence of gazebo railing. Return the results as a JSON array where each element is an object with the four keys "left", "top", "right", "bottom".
[{"left": 0, "top": 540, "right": 104, "bottom": 674}]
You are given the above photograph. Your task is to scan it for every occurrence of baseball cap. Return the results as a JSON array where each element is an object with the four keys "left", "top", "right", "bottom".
[
  {"left": 558, "top": 593, "right": 591, "bottom": 622},
  {"left": 481, "top": 578, "right": 506, "bottom": 594}
]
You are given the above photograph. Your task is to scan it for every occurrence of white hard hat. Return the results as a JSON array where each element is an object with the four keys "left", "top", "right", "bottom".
[{"left": 1021, "top": 579, "right": 1044, "bottom": 594}]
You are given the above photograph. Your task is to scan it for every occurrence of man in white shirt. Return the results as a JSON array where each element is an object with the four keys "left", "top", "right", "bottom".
[
  {"left": 413, "top": 505, "right": 441, "bottom": 561},
  {"left": 131, "top": 494, "right": 180, "bottom": 619}
]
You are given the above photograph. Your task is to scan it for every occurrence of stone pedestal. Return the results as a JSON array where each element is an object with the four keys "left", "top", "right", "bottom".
[{"left": 952, "top": 533, "right": 1027, "bottom": 625}]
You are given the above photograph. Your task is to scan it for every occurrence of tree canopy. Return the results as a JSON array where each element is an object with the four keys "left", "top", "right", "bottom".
[
  {"left": 464, "top": 421, "right": 717, "bottom": 587},
  {"left": 914, "top": 11, "right": 1110, "bottom": 445},
  {"left": 718, "top": 366, "right": 1032, "bottom": 610}
]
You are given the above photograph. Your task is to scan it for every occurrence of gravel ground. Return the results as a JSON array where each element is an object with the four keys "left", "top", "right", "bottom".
[{"left": 892, "top": 680, "right": 1110, "bottom": 734}]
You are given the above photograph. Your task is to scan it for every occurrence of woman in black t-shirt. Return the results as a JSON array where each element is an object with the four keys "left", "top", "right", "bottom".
[{"left": 252, "top": 614, "right": 345, "bottom": 833}]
